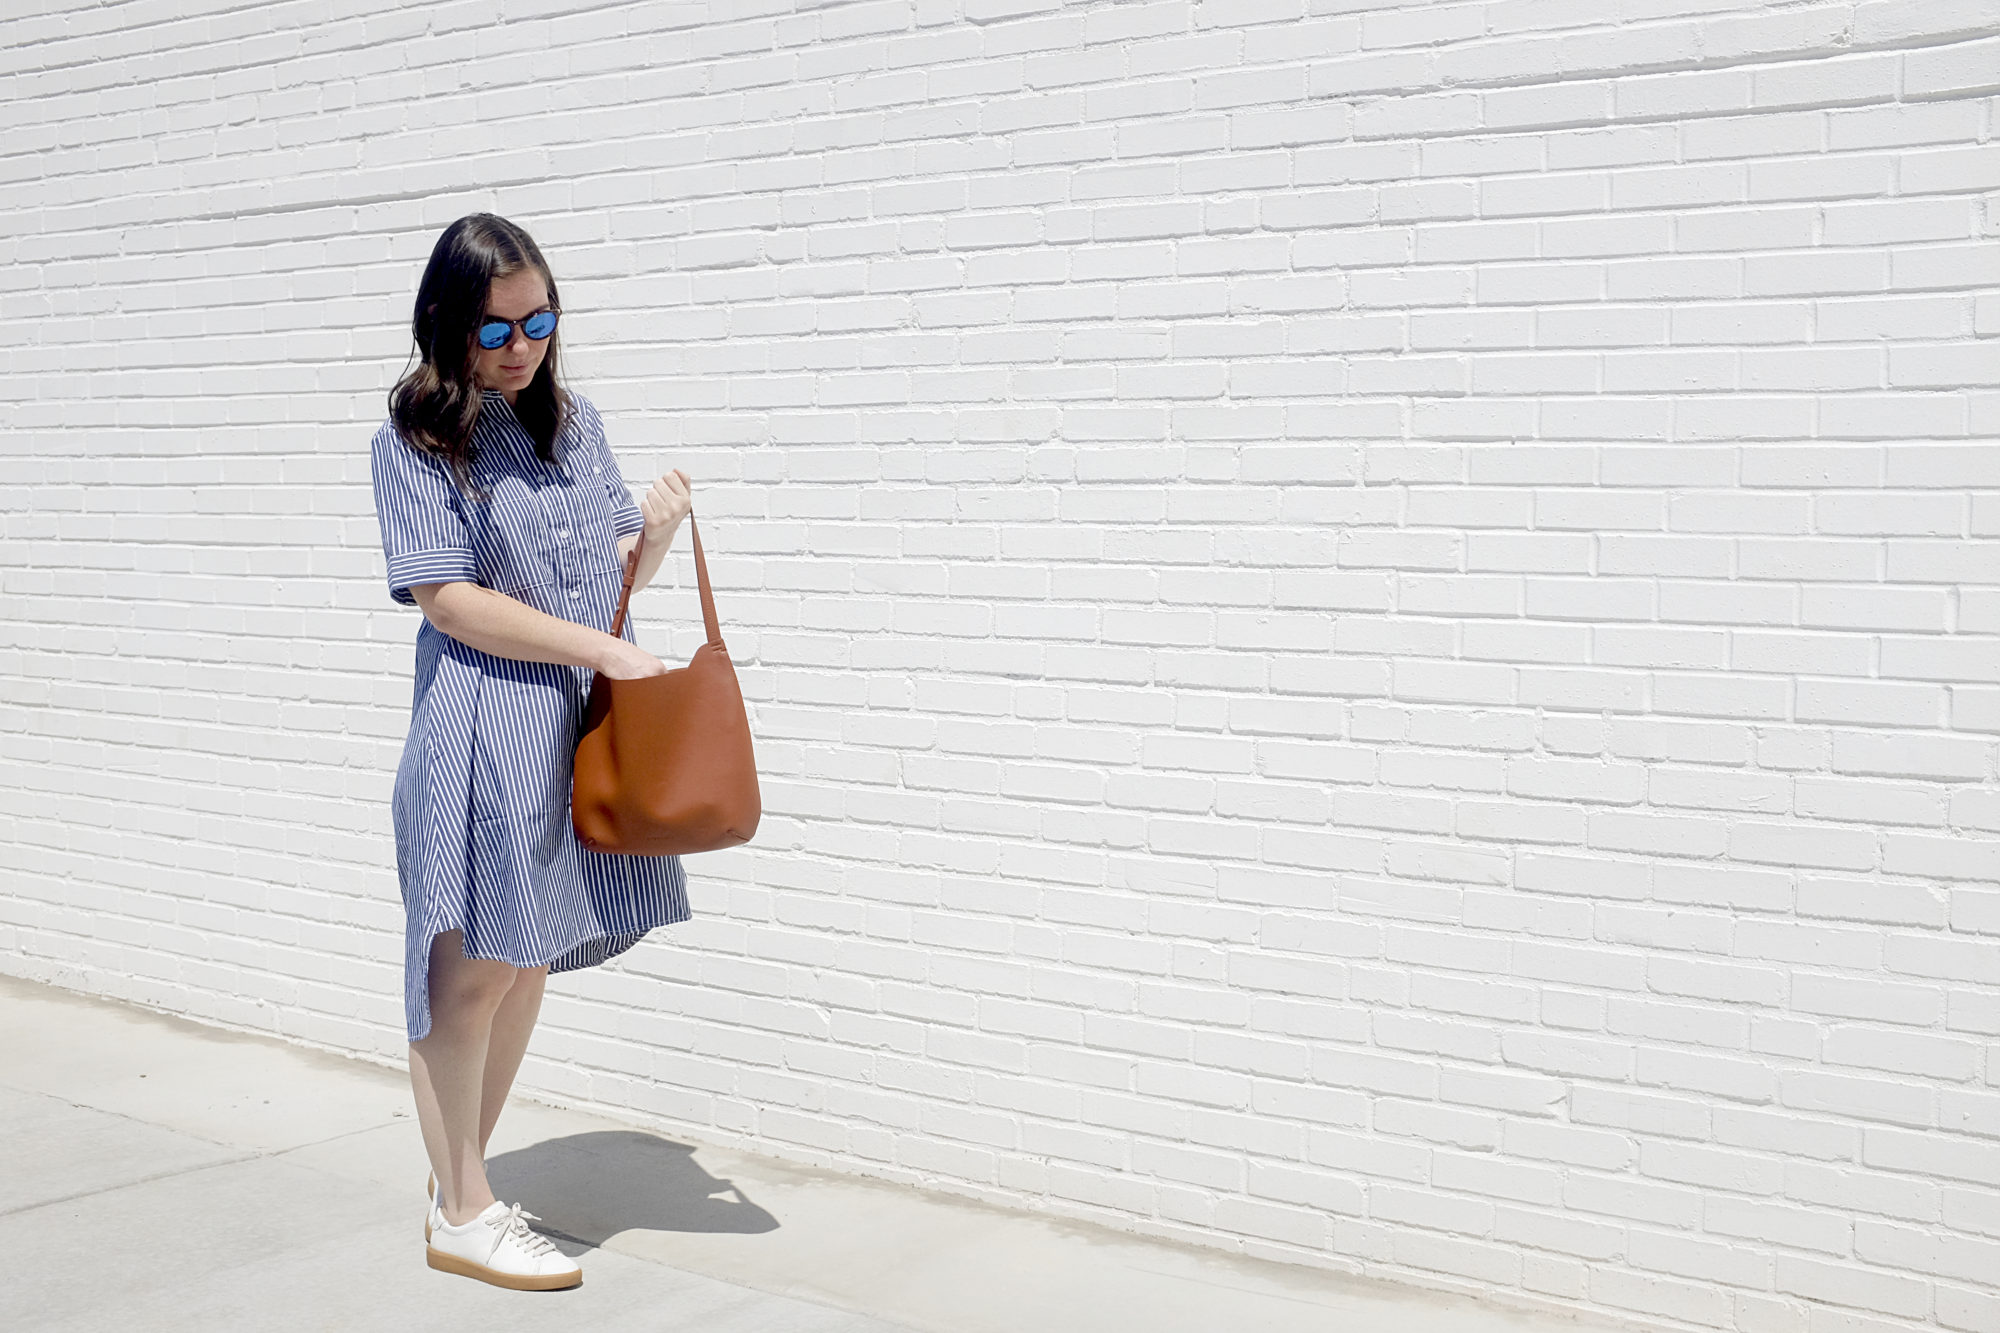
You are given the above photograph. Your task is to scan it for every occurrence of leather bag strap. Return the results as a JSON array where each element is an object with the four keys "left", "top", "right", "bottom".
[{"left": 609, "top": 511, "right": 720, "bottom": 645}]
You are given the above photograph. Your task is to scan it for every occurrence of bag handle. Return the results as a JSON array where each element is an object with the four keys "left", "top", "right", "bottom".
[{"left": 609, "top": 511, "right": 720, "bottom": 645}]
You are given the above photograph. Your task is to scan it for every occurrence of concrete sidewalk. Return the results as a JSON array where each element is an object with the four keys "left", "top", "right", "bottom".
[{"left": 0, "top": 974, "right": 1644, "bottom": 1333}]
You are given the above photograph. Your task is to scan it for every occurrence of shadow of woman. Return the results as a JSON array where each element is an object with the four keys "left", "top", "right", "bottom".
[{"left": 486, "top": 1129, "right": 776, "bottom": 1253}]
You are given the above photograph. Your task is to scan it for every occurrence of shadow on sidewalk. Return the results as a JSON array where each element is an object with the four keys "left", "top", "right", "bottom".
[{"left": 488, "top": 1129, "right": 778, "bottom": 1251}]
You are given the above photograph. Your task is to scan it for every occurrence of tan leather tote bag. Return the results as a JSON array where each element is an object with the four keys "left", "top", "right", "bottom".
[{"left": 572, "top": 513, "right": 761, "bottom": 855}]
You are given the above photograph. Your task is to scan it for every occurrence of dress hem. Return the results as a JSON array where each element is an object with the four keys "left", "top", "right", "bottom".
[{"left": 405, "top": 911, "right": 692, "bottom": 1045}]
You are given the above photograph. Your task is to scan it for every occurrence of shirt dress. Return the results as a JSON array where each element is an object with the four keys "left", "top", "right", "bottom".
[{"left": 370, "top": 388, "right": 691, "bottom": 1043}]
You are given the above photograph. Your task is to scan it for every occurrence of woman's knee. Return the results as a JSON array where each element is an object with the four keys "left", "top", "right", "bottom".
[
  {"left": 428, "top": 932, "right": 523, "bottom": 1016},
  {"left": 433, "top": 968, "right": 516, "bottom": 1022}
]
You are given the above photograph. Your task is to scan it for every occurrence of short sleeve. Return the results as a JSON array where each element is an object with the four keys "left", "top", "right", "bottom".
[
  {"left": 578, "top": 396, "right": 645, "bottom": 541},
  {"left": 370, "top": 421, "right": 478, "bottom": 607}
]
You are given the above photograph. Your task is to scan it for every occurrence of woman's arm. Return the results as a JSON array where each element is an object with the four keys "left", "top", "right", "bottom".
[
  {"left": 410, "top": 581, "right": 662, "bottom": 677},
  {"left": 617, "top": 468, "right": 693, "bottom": 595},
  {"left": 616, "top": 531, "right": 669, "bottom": 596}
]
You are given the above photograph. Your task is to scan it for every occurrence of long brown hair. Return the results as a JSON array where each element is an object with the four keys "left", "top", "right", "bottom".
[{"left": 388, "top": 214, "right": 571, "bottom": 499}]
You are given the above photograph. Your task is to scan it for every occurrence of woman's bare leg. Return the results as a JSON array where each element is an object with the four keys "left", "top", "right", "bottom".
[
  {"left": 409, "top": 929, "right": 521, "bottom": 1226},
  {"left": 478, "top": 964, "right": 548, "bottom": 1155}
]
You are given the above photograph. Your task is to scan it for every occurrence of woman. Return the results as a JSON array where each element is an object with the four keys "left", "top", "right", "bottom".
[{"left": 369, "top": 213, "right": 692, "bottom": 1290}]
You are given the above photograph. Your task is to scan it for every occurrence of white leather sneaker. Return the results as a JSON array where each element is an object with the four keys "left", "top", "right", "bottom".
[{"left": 426, "top": 1199, "right": 582, "bottom": 1290}]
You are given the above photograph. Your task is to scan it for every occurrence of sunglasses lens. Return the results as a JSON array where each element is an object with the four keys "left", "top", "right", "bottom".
[
  {"left": 477, "top": 321, "right": 512, "bottom": 349},
  {"left": 524, "top": 310, "right": 558, "bottom": 340}
]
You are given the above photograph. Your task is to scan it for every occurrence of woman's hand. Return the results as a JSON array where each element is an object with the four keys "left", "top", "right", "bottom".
[
  {"left": 641, "top": 469, "right": 692, "bottom": 548},
  {"left": 595, "top": 637, "right": 669, "bottom": 679}
]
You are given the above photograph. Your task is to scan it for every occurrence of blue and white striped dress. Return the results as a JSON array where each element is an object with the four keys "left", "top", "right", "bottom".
[{"left": 370, "top": 388, "right": 690, "bottom": 1043}]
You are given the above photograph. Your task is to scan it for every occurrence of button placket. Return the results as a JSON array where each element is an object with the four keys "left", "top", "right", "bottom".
[{"left": 547, "top": 458, "right": 588, "bottom": 602}]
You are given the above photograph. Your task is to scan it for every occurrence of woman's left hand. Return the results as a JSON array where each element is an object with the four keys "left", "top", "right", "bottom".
[{"left": 640, "top": 469, "right": 693, "bottom": 546}]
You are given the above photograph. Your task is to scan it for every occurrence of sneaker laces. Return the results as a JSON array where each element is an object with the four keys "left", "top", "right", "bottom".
[{"left": 495, "top": 1202, "right": 559, "bottom": 1257}]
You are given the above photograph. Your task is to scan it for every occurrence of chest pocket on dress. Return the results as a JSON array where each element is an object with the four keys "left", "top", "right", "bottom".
[{"left": 467, "top": 466, "right": 561, "bottom": 596}]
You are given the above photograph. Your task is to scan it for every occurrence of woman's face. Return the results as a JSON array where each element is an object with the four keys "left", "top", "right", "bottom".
[{"left": 472, "top": 268, "right": 553, "bottom": 403}]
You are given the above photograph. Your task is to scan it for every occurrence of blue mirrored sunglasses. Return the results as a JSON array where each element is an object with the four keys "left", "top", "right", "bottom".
[{"left": 476, "top": 308, "right": 559, "bottom": 350}]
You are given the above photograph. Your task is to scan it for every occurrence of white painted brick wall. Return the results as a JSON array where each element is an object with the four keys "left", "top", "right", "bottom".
[{"left": 3, "top": 1, "right": 1998, "bottom": 1328}]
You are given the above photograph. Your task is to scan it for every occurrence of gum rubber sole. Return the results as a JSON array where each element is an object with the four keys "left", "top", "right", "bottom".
[{"left": 426, "top": 1244, "right": 582, "bottom": 1291}]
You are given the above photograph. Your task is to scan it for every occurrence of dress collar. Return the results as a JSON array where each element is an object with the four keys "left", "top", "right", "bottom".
[{"left": 477, "top": 388, "right": 517, "bottom": 422}]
